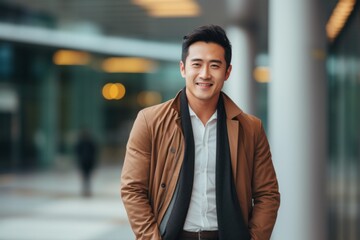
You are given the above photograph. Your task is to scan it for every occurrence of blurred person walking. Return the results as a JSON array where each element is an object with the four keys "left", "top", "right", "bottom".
[
  {"left": 75, "top": 129, "right": 97, "bottom": 197},
  {"left": 121, "top": 25, "right": 280, "bottom": 240}
]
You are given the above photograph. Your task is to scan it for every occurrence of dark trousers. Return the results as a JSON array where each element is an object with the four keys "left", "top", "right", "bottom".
[
  {"left": 178, "top": 231, "right": 219, "bottom": 240},
  {"left": 179, "top": 238, "right": 218, "bottom": 240}
]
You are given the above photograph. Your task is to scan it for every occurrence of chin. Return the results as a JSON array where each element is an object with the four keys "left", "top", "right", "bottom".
[{"left": 195, "top": 94, "right": 214, "bottom": 101}]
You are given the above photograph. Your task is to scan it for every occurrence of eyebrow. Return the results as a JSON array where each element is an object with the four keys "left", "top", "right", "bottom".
[{"left": 190, "top": 58, "right": 223, "bottom": 64}]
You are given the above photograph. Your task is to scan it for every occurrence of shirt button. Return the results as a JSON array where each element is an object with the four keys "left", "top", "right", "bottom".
[{"left": 170, "top": 147, "right": 176, "bottom": 153}]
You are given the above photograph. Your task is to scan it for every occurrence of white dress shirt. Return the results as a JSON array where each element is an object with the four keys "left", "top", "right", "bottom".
[{"left": 183, "top": 106, "right": 218, "bottom": 231}]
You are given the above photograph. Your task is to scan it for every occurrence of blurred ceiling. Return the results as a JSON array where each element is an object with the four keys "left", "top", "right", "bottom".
[
  {"left": 3, "top": 0, "right": 226, "bottom": 41},
  {"left": 1, "top": 0, "right": 268, "bottom": 52},
  {"left": 0, "top": 0, "right": 351, "bottom": 54}
]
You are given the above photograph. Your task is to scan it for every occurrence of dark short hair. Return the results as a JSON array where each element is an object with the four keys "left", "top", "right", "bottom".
[{"left": 181, "top": 24, "right": 232, "bottom": 69}]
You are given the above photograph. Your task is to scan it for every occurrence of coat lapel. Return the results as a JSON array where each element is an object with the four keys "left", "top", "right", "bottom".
[
  {"left": 227, "top": 119, "right": 239, "bottom": 180},
  {"left": 222, "top": 92, "right": 243, "bottom": 182}
]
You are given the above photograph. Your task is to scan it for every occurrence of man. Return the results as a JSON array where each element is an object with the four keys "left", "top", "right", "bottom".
[
  {"left": 121, "top": 25, "right": 280, "bottom": 240},
  {"left": 75, "top": 129, "right": 97, "bottom": 197}
]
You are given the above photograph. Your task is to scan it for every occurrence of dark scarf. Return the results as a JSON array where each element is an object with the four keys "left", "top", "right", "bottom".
[{"left": 163, "top": 89, "right": 250, "bottom": 240}]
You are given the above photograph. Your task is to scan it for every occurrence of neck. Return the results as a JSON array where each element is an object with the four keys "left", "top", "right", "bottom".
[{"left": 187, "top": 94, "right": 219, "bottom": 125}]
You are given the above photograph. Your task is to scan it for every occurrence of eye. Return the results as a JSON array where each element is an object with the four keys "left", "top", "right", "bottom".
[
  {"left": 192, "top": 62, "right": 201, "bottom": 67},
  {"left": 211, "top": 64, "right": 220, "bottom": 69}
]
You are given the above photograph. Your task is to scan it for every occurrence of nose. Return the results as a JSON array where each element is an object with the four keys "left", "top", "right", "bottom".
[{"left": 199, "top": 66, "right": 211, "bottom": 79}]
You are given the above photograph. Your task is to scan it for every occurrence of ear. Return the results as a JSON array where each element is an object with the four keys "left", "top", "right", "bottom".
[
  {"left": 180, "top": 61, "right": 186, "bottom": 78},
  {"left": 225, "top": 64, "right": 232, "bottom": 81}
]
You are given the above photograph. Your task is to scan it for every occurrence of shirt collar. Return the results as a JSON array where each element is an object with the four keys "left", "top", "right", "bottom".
[{"left": 188, "top": 105, "right": 217, "bottom": 122}]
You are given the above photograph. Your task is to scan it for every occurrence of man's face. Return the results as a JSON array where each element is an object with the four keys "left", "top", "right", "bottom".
[{"left": 180, "top": 41, "right": 232, "bottom": 105}]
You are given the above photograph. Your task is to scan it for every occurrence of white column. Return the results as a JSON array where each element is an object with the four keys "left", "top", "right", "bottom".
[
  {"left": 269, "top": 1, "right": 327, "bottom": 239},
  {"left": 224, "top": 0, "right": 256, "bottom": 115},
  {"left": 224, "top": 26, "right": 256, "bottom": 115}
]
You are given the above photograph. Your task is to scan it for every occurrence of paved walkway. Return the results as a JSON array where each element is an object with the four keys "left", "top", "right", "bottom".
[{"left": 0, "top": 164, "right": 134, "bottom": 240}]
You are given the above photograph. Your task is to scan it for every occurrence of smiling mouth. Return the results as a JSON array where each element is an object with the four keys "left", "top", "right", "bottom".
[{"left": 196, "top": 83, "right": 213, "bottom": 87}]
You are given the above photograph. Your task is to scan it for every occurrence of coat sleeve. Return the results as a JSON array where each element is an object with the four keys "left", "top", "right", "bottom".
[
  {"left": 249, "top": 122, "right": 280, "bottom": 240},
  {"left": 120, "top": 111, "right": 161, "bottom": 240}
]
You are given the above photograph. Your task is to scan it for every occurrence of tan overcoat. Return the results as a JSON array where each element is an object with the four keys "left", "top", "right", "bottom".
[{"left": 121, "top": 90, "right": 280, "bottom": 240}]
